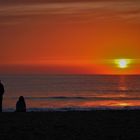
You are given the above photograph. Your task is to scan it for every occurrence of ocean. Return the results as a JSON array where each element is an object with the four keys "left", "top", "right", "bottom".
[{"left": 1, "top": 74, "right": 140, "bottom": 112}]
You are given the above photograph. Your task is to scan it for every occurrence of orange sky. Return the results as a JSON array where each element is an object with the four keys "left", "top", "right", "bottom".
[{"left": 0, "top": 0, "right": 140, "bottom": 74}]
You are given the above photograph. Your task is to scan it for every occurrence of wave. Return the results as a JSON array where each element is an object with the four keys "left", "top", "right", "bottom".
[
  {"left": 3, "top": 106, "right": 140, "bottom": 112},
  {"left": 62, "top": 89, "right": 140, "bottom": 93},
  {"left": 9, "top": 96, "right": 140, "bottom": 101},
  {"left": 26, "top": 96, "right": 140, "bottom": 101}
]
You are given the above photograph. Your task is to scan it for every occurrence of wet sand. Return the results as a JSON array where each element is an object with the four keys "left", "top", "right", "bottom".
[{"left": 0, "top": 110, "right": 140, "bottom": 139}]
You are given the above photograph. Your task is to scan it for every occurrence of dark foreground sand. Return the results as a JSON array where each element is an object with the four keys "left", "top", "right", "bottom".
[{"left": 0, "top": 110, "right": 140, "bottom": 139}]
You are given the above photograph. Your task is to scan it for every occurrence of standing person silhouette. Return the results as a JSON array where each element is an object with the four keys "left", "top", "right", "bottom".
[{"left": 0, "top": 80, "right": 5, "bottom": 112}]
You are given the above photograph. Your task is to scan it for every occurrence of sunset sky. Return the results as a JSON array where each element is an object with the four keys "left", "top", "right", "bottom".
[{"left": 0, "top": 0, "right": 140, "bottom": 74}]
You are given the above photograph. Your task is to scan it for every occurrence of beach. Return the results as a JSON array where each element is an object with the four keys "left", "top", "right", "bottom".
[{"left": 0, "top": 110, "right": 140, "bottom": 139}]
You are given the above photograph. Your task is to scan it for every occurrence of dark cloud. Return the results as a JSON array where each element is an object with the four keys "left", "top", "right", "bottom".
[
  {"left": 0, "top": 0, "right": 140, "bottom": 26},
  {"left": 0, "top": 0, "right": 139, "bottom": 5}
]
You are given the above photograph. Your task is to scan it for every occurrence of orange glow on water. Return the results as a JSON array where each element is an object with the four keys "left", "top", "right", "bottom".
[{"left": 115, "top": 103, "right": 130, "bottom": 107}]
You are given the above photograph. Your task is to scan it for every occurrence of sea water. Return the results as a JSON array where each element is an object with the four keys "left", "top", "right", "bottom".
[{"left": 1, "top": 74, "right": 140, "bottom": 111}]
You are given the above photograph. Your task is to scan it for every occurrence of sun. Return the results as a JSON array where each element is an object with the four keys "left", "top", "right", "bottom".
[
  {"left": 114, "top": 59, "right": 131, "bottom": 69},
  {"left": 118, "top": 59, "right": 128, "bottom": 68}
]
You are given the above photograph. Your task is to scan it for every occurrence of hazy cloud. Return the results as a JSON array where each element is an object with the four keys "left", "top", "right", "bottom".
[{"left": 0, "top": 0, "right": 140, "bottom": 25}]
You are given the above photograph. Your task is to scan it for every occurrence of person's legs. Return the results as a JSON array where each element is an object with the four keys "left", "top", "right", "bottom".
[{"left": 0, "top": 96, "right": 3, "bottom": 112}]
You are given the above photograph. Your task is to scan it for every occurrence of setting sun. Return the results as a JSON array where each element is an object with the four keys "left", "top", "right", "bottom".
[
  {"left": 118, "top": 59, "right": 128, "bottom": 68},
  {"left": 115, "top": 59, "right": 132, "bottom": 69}
]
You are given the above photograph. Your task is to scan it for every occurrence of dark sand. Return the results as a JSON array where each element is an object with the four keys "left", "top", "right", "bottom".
[{"left": 0, "top": 110, "right": 140, "bottom": 139}]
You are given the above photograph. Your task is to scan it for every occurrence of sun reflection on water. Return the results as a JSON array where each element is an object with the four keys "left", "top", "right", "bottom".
[{"left": 115, "top": 102, "right": 130, "bottom": 107}]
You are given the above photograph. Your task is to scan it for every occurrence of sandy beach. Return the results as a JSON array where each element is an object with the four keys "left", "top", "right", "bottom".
[{"left": 0, "top": 110, "right": 140, "bottom": 139}]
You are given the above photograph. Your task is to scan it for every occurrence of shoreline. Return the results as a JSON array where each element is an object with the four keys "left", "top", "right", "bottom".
[{"left": 3, "top": 106, "right": 140, "bottom": 112}]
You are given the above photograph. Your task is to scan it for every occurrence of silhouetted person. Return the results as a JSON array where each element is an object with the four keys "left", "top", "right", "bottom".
[
  {"left": 16, "top": 96, "right": 26, "bottom": 112},
  {"left": 0, "top": 80, "right": 5, "bottom": 112}
]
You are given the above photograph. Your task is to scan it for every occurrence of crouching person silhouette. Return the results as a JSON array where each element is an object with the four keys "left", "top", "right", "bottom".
[
  {"left": 16, "top": 96, "right": 26, "bottom": 112},
  {"left": 0, "top": 80, "right": 5, "bottom": 112}
]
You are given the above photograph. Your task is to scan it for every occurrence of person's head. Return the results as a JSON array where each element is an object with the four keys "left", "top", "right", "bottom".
[{"left": 19, "top": 96, "right": 25, "bottom": 102}]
